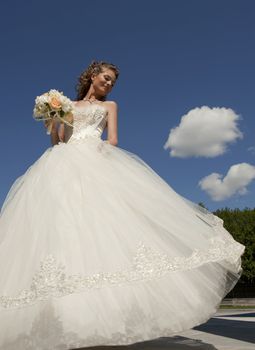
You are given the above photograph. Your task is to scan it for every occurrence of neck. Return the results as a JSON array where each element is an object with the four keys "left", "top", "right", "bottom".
[
  {"left": 83, "top": 86, "right": 102, "bottom": 101},
  {"left": 83, "top": 93, "right": 97, "bottom": 101}
]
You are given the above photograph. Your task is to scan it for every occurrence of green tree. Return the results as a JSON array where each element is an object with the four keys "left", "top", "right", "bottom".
[{"left": 214, "top": 207, "right": 255, "bottom": 283}]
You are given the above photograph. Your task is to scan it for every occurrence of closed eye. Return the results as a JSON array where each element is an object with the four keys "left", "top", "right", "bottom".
[{"left": 104, "top": 75, "right": 115, "bottom": 85}]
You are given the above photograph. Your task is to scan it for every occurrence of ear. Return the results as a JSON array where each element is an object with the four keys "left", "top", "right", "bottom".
[{"left": 91, "top": 73, "right": 97, "bottom": 82}]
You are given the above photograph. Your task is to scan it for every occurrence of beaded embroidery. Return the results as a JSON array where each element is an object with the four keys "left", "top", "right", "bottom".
[
  {"left": 67, "top": 104, "right": 108, "bottom": 144},
  {"left": 0, "top": 238, "right": 244, "bottom": 309}
]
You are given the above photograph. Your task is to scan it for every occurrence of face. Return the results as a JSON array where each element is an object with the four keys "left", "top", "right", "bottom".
[{"left": 91, "top": 68, "right": 116, "bottom": 97}]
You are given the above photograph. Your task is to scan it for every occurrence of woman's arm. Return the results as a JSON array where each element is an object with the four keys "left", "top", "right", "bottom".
[
  {"left": 58, "top": 123, "right": 65, "bottom": 143},
  {"left": 106, "top": 101, "right": 118, "bottom": 146},
  {"left": 44, "top": 119, "right": 61, "bottom": 146}
]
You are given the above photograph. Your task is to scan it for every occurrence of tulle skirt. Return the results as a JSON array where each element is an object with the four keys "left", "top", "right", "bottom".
[{"left": 0, "top": 137, "right": 245, "bottom": 350}]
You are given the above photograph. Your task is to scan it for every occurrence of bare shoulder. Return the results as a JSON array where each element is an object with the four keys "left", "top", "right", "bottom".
[{"left": 103, "top": 100, "right": 118, "bottom": 112}]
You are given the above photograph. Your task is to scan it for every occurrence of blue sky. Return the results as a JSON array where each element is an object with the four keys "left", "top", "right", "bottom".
[{"left": 0, "top": 0, "right": 254, "bottom": 211}]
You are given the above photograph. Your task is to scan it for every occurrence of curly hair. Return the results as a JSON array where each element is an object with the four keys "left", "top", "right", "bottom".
[{"left": 76, "top": 60, "right": 120, "bottom": 101}]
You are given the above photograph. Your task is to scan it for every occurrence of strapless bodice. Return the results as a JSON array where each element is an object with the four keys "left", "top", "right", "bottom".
[{"left": 66, "top": 103, "right": 108, "bottom": 144}]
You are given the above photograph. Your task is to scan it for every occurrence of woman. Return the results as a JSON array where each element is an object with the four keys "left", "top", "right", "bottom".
[
  {"left": 51, "top": 61, "right": 119, "bottom": 147},
  {"left": 0, "top": 60, "right": 245, "bottom": 350}
]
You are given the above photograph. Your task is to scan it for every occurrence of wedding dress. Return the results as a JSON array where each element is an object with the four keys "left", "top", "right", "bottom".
[{"left": 0, "top": 102, "right": 245, "bottom": 350}]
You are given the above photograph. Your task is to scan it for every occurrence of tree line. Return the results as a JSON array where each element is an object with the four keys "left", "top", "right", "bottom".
[{"left": 213, "top": 207, "right": 255, "bottom": 284}]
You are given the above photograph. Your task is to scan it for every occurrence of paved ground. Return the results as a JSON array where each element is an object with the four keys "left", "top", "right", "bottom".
[
  {"left": 80, "top": 309, "right": 255, "bottom": 350},
  {"left": 174, "top": 308, "right": 255, "bottom": 350}
]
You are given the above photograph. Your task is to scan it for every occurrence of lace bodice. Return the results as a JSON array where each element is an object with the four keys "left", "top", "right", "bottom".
[{"left": 66, "top": 103, "right": 108, "bottom": 144}]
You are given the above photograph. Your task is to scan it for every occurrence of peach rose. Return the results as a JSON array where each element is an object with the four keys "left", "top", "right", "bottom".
[{"left": 49, "top": 97, "right": 62, "bottom": 109}]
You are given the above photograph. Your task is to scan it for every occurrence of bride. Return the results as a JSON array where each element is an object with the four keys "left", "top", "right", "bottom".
[{"left": 0, "top": 60, "right": 245, "bottom": 350}]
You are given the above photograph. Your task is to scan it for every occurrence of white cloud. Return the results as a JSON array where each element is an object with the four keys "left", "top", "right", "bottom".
[
  {"left": 198, "top": 163, "right": 255, "bottom": 201},
  {"left": 248, "top": 146, "right": 255, "bottom": 155},
  {"left": 164, "top": 106, "right": 243, "bottom": 158}
]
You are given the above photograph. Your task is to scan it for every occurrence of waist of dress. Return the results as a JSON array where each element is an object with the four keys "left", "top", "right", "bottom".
[{"left": 67, "top": 133, "right": 101, "bottom": 145}]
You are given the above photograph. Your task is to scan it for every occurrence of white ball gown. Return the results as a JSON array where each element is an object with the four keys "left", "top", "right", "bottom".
[{"left": 0, "top": 102, "right": 245, "bottom": 350}]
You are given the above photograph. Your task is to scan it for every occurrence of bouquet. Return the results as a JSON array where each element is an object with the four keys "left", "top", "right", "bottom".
[{"left": 33, "top": 89, "right": 74, "bottom": 134}]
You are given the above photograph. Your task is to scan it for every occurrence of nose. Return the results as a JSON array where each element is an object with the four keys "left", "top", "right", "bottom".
[{"left": 106, "top": 82, "right": 112, "bottom": 89}]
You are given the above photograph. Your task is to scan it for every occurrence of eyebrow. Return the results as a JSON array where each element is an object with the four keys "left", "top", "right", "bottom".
[{"left": 105, "top": 74, "right": 116, "bottom": 83}]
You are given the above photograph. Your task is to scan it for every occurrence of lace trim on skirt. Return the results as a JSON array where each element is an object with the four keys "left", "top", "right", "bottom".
[{"left": 0, "top": 236, "right": 244, "bottom": 309}]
